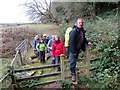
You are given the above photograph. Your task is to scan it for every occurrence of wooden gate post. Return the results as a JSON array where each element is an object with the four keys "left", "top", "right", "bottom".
[
  {"left": 60, "top": 54, "right": 65, "bottom": 80},
  {"left": 10, "top": 66, "right": 17, "bottom": 88},
  {"left": 18, "top": 49, "right": 24, "bottom": 65},
  {"left": 84, "top": 46, "right": 90, "bottom": 77}
]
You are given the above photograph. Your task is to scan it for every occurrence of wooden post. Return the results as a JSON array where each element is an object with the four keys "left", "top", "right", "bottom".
[
  {"left": 60, "top": 54, "right": 65, "bottom": 80},
  {"left": 10, "top": 66, "right": 17, "bottom": 88},
  {"left": 84, "top": 46, "right": 90, "bottom": 77},
  {"left": 25, "top": 39, "right": 28, "bottom": 51},
  {"left": 18, "top": 49, "right": 24, "bottom": 65}
]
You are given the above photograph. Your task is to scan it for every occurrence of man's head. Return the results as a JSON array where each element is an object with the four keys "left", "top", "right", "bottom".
[{"left": 76, "top": 18, "right": 83, "bottom": 29}]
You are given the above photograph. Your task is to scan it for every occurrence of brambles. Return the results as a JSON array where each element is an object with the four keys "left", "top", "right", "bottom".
[
  {"left": 58, "top": 8, "right": 119, "bottom": 89},
  {"left": 78, "top": 76, "right": 92, "bottom": 84},
  {"left": 86, "top": 9, "right": 120, "bottom": 89}
]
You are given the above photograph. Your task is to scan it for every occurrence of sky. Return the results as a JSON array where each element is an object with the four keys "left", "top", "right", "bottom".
[
  {"left": 0, "top": 0, "right": 30, "bottom": 23},
  {"left": 0, "top": 0, "right": 117, "bottom": 23}
]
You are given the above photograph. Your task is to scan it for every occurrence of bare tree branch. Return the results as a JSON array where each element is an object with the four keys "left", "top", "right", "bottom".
[{"left": 24, "top": 0, "right": 58, "bottom": 23}]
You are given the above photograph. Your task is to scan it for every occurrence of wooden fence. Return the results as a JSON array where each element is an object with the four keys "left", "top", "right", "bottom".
[
  {"left": 14, "top": 64, "right": 61, "bottom": 87},
  {"left": 60, "top": 46, "right": 91, "bottom": 82},
  {"left": 0, "top": 39, "right": 28, "bottom": 89},
  {"left": 12, "top": 46, "right": 92, "bottom": 87},
  {"left": 0, "top": 40, "right": 96, "bottom": 89}
]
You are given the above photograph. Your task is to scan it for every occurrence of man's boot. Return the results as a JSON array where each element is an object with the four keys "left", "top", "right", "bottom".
[{"left": 72, "top": 74, "right": 76, "bottom": 82}]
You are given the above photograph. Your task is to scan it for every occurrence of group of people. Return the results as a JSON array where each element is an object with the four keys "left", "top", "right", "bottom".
[
  {"left": 32, "top": 18, "right": 91, "bottom": 82},
  {"left": 32, "top": 34, "right": 65, "bottom": 72}
]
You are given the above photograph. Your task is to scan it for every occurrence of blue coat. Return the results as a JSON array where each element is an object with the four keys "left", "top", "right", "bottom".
[{"left": 32, "top": 38, "right": 40, "bottom": 50}]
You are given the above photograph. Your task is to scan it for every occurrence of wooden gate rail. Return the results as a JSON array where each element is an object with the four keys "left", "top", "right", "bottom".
[
  {"left": 1, "top": 42, "right": 97, "bottom": 88},
  {"left": 13, "top": 64, "right": 61, "bottom": 87},
  {"left": 65, "top": 58, "right": 84, "bottom": 63},
  {"left": 14, "top": 64, "right": 60, "bottom": 73},
  {"left": 17, "top": 72, "right": 61, "bottom": 82},
  {"left": 32, "top": 79, "right": 61, "bottom": 87}
]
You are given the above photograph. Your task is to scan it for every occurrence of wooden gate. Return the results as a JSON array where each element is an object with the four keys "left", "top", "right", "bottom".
[
  {"left": 0, "top": 39, "right": 28, "bottom": 89},
  {"left": 1, "top": 40, "right": 93, "bottom": 89},
  {"left": 60, "top": 46, "right": 91, "bottom": 82},
  {"left": 12, "top": 46, "right": 92, "bottom": 88}
]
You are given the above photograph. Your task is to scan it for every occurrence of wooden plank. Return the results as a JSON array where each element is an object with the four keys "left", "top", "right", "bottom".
[
  {"left": 65, "top": 58, "right": 84, "bottom": 63},
  {"left": 16, "top": 72, "right": 61, "bottom": 81},
  {"left": 14, "top": 64, "right": 60, "bottom": 72},
  {"left": 65, "top": 65, "right": 88, "bottom": 71},
  {"left": 84, "top": 46, "right": 90, "bottom": 77},
  {"left": 32, "top": 79, "right": 61, "bottom": 87}
]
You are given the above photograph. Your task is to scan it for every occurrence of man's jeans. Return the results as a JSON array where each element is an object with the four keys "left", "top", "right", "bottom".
[{"left": 70, "top": 52, "right": 77, "bottom": 75}]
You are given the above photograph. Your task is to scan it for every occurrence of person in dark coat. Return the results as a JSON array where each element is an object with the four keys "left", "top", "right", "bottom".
[
  {"left": 69, "top": 18, "right": 91, "bottom": 82},
  {"left": 32, "top": 35, "right": 40, "bottom": 58}
]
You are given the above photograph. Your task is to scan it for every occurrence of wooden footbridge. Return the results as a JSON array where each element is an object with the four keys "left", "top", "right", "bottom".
[{"left": 0, "top": 39, "right": 96, "bottom": 89}]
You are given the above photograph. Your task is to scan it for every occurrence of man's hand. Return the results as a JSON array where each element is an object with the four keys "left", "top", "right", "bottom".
[
  {"left": 88, "top": 42, "right": 92, "bottom": 46},
  {"left": 74, "top": 53, "right": 77, "bottom": 56}
]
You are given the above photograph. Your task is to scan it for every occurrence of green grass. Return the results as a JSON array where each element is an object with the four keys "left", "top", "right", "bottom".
[
  {"left": 0, "top": 24, "right": 58, "bottom": 35},
  {"left": 0, "top": 58, "right": 11, "bottom": 79}
]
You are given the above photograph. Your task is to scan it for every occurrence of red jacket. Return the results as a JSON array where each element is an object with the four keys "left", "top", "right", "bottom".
[{"left": 52, "top": 40, "right": 65, "bottom": 57}]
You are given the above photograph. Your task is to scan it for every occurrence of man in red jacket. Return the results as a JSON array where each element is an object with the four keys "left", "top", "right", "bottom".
[{"left": 52, "top": 35, "right": 66, "bottom": 72}]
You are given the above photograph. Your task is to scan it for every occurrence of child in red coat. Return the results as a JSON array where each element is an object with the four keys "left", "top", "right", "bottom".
[{"left": 52, "top": 35, "right": 66, "bottom": 72}]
